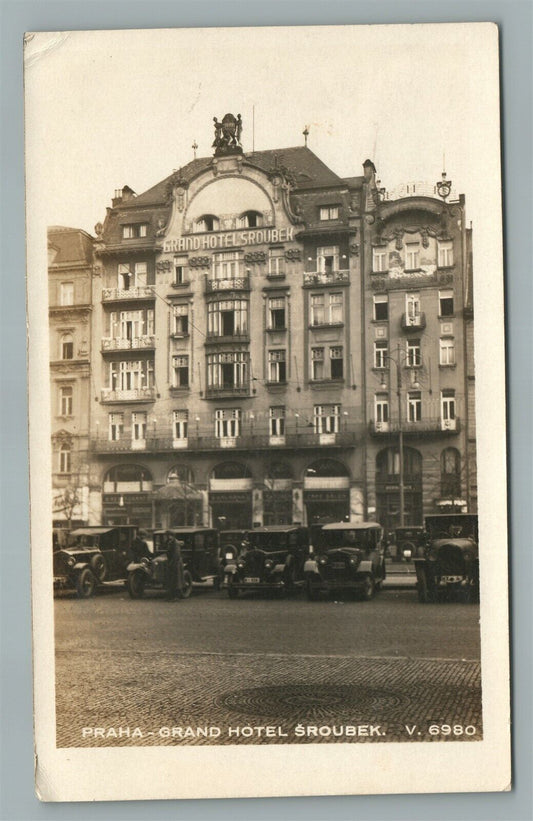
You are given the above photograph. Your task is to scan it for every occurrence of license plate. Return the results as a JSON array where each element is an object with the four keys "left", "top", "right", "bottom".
[
  {"left": 332, "top": 562, "right": 345, "bottom": 569},
  {"left": 244, "top": 577, "right": 260, "bottom": 584},
  {"left": 441, "top": 575, "right": 463, "bottom": 584}
]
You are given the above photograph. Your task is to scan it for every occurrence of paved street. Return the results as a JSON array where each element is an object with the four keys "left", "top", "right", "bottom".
[{"left": 54, "top": 579, "right": 482, "bottom": 747}]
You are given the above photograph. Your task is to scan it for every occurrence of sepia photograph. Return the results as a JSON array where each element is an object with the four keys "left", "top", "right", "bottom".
[{"left": 25, "top": 23, "right": 510, "bottom": 800}]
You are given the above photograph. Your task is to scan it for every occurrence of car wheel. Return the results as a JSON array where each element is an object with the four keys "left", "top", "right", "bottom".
[
  {"left": 360, "top": 575, "right": 375, "bottom": 601},
  {"left": 76, "top": 568, "right": 96, "bottom": 599},
  {"left": 227, "top": 582, "right": 239, "bottom": 599},
  {"left": 90, "top": 554, "right": 107, "bottom": 583},
  {"left": 177, "top": 570, "right": 193, "bottom": 599},
  {"left": 306, "top": 580, "right": 320, "bottom": 601},
  {"left": 127, "top": 570, "right": 146, "bottom": 599}
]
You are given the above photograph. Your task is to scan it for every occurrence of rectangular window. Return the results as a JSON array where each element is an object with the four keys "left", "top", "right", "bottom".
[
  {"left": 268, "top": 297, "right": 286, "bottom": 329},
  {"left": 61, "top": 335, "right": 74, "bottom": 360},
  {"left": 117, "top": 261, "right": 148, "bottom": 289},
  {"left": 438, "top": 240, "right": 454, "bottom": 268},
  {"left": 268, "top": 248, "right": 285, "bottom": 276},
  {"left": 173, "top": 410, "right": 189, "bottom": 440},
  {"left": 208, "top": 299, "right": 248, "bottom": 337},
  {"left": 406, "top": 339, "right": 421, "bottom": 367},
  {"left": 58, "top": 446, "right": 71, "bottom": 474},
  {"left": 375, "top": 394, "right": 389, "bottom": 424},
  {"left": 374, "top": 341, "right": 388, "bottom": 369},
  {"left": 407, "top": 391, "right": 422, "bottom": 422},
  {"left": 373, "top": 294, "right": 389, "bottom": 321},
  {"left": 109, "top": 413, "right": 124, "bottom": 441},
  {"left": 313, "top": 404, "right": 340, "bottom": 434},
  {"left": 207, "top": 352, "right": 249, "bottom": 390},
  {"left": 372, "top": 247, "right": 388, "bottom": 273},
  {"left": 405, "top": 242, "right": 420, "bottom": 270},
  {"left": 311, "top": 347, "right": 325, "bottom": 380},
  {"left": 311, "top": 292, "right": 342, "bottom": 326},
  {"left": 330, "top": 346, "right": 344, "bottom": 379},
  {"left": 441, "top": 389, "right": 456, "bottom": 421},
  {"left": 59, "top": 386, "right": 73, "bottom": 416},
  {"left": 439, "top": 290, "right": 454, "bottom": 316},
  {"left": 172, "top": 355, "right": 189, "bottom": 387},
  {"left": 440, "top": 338, "right": 456, "bottom": 365},
  {"left": 122, "top": 223, "right": 148, "bottom": 239},
  {"left": 110, "top": 360, "right": 154, "bottom": 391},
  {"left": 319, "top": 206, "right": 340, "bottom": 221},
  {"left": 132, "top": 412, "right": 147, "bottom": 441},
  {"left": 60, "top": 282, "right": 74, "bottom": 306},
  {"left": 174, "top": 255, "right": 187, "bottom": 284},
  {"left": 268, "top": 349, "right": 287, "bottom": 383},
  {"left": 212, "top": 251, "right": 243, "bottom": 280},
  {"left": 405, "top": 293, "right": 421, "bottom": 320},
  {"left": 329, "top": 292, "right": 343, "bottom": 323},
  {"left": 317, "top": 245, "right": 339, "bottom": 273},
  {"left": 215, "top": 408, "right": 241, "bottom": 438},
  {"left": 310, "top": 294, "right": 325, "bottom": 325},
  {"left": 269, "top": 406, "right": 286, "bottom": 436},
  {"left": 173, "top": 304, "right": 189, "bottom": 336}
]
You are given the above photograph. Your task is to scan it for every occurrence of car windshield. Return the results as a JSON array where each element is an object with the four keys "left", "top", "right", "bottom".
[
  {"left": 425, "top": 516, "right": 478, "bottom": 539},
  {"left": 68, "top": 534, "right": 98, "bottom": 548},
  {"left": 249, "top": 533, "right": 289, "bottom": 552},
  {"left": 322, "top": 529, "right": 374, "bottom": 550}
]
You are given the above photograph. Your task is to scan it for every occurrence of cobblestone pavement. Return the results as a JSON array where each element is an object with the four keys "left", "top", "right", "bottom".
[{"left": 56, "top": 650, "right": 481, "bottom": 747}]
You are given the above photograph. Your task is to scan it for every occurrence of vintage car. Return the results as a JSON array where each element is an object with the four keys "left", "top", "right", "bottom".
[
  {"left": 126, "top": 527, "right": 221, "bottom": 598},
  {"left": 222, "top": 525, "right": 309, "bottom": 598},
  {"left": 414, "top": 514, "right": 479, "bottom": 603},
  {"left": 53, "top": 525, "right": 138, "bottom": 598},
  {"left": 219, "top": 529, "right": 250, "bottom": 569},
  {"left": 304, "top": 522, "right": 386, "bottom": 601},
  {"left": 394, "top": 526, "right": 425, "bottom": 561}
]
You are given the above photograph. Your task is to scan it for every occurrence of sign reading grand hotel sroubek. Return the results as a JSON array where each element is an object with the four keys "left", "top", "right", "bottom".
[{"left": 163, "top": 227, "right": 295, "bottom": 253}]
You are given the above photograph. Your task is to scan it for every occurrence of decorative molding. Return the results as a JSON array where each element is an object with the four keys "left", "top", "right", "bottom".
[
  {"left": 156, "top": 260, "right": 172, "bottom": 273},
  {"left": 244, "top": 251, "right": 267, "bottom": 264},
  {"left": 188, "top": 256, "right": 211, "bottom": 268},
  {"left": 285, "top": 248, "right": 301, "bottom": 261}
]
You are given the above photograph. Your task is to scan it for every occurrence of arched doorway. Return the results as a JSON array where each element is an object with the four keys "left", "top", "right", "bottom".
[
  {"left": 209, "top": 462, "right": 253, "bottom": 529},
  {"left": 303, "top": 458, "right": 350, "bottom": 525},
  {"left": 375, "top": 447, "right": 422, "bottom": 531},
  {"left": 102, "top": 464, "right": 153, "bottom": 528}
]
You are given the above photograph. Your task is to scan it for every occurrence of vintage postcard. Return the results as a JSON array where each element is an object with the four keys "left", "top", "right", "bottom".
[{"left": 25, "top": 23, "right": 510, "bottom": 801}]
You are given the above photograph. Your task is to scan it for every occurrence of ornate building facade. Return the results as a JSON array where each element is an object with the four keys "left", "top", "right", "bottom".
[
  {"left": 83, "top": 116, "right": 476, "bottom": 532},
  {"left": 48, "top": 226, "right": 94, "bottom": 532}
]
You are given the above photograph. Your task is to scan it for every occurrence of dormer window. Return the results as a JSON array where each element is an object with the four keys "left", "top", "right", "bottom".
[
  {"left": 122, "top": 223, "right": 148, "bottom": 239},
  {"left": 194, "top": 215, "right": 219, "bottom": 233},
  {"left": 238, "top": 211, "right": 263, "bottom": 228},
  {"left": 319, "top": 205, "right": 340, "bottom": 221}
]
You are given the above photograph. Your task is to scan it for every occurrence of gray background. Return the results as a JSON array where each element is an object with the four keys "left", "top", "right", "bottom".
[{"left": 1, "top": 1, "right": 531, "bottom": 819}]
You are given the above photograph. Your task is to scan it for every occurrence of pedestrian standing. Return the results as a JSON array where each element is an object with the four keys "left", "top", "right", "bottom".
[{"left": 164, "top": 531, "right": 184, "bottom": 600}]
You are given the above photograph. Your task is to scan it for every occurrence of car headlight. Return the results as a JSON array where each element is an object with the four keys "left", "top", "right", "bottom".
[
  {"left": 66, "top": 556, "right": 76, "bottom": 567},
  {"left": 237, "top": 561, "right": 245, "bottom": 569},
  {"left": 318, "top": 556, "right": 327, "bottom": 565},
  {"left": 264, "top": 560, "right": 273, "bottom": 570},
  {"left": 349, "top": 557, "right": 358, "bottom": 566}
]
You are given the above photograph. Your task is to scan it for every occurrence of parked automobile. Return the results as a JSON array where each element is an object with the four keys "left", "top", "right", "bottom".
[
  {"left": 219, "top": 529, "right": 250, "bottom": 570},
  {"left": 414, "top": 514, "right": 479, "bottom": 603},
  {"left": 53, "top": 525, "right": 138, "bottom": 598},
  {"left": 394, "top": 526, "right": 425, "bottom": 561},
  {"left": 222, "top": 525, "right": 309, "bottom": 598},
  {"left": 126, "top": 527, "right": 221, "bottom": 598},
  {"left": 304, "top": 522, "right": 386, "bottom": 601}
]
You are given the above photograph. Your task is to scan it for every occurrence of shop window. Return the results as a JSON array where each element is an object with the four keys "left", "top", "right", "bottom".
[
  {"left": 438, "top": 240, "right": 454, "bottom": 268},
  {"left": 439, "top": 289, "right": 454, "bottom": 317},
  {"left": 373, "top": 294, "right": 388, "bottom": 321},
  {"left": 60, "top": 282, "right": 74, "bottom": 306},
  {"left": 61, "top": 334, "right": 74, "bottom": 360},
  {"left": 268, "top": 297, "right": 286, "bottom": 329},
  {"left": 58, "top": 443, "right": 71, "bottom": 474},
  {"left": 268, "top": 350, "right": 286, "bottom": 383},
  {"left": 172, "top": 355, "right": 189, "bottom": 388},
  {"left": 59, "top": 385, "right": 73, "bottom": 416},
  {"left": 374, "top": 341, "right": 388, "bottom": 369},
  {"left": 440, "top": 337, "right": 456, "bottom": 365}
]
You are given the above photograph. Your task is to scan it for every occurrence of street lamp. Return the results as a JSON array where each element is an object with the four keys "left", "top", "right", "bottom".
[{"left": 379, "top": 343, "right": 418, "bottom": 528}]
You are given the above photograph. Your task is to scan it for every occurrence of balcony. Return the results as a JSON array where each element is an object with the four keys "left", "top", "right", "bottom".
[
  {"left": 102, "top": 286, "right": 155, "bottom": 302},
  {"left": 205, "top": 276, "right": 250, "bottom": 293},
  {"left": 101, "top": 336, "right": 155, "bottom": 352},
  {"left": 91, "top": 428, "right": 360, "bottom": 454},
  {"left": 204, "top": 385, "right": 250, "bottom": 399},
  {"left": 100, "top": 387, "right": 156, "bottom": 403},
  {"left": 303, "top": 270, "right": 349, "bottom": 287},
  {"left": 401, "top": 312, "right": 426, "bottom": 331},
  {"left": 369, "top": 417, "right": 460, "bottom": 436},
  {"left": 204, "top": 331, "right": 250, "bottom": 345}
]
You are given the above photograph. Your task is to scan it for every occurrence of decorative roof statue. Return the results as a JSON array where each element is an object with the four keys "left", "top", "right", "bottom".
[{"left": 212, "top": 113, "right": 243, "bottom": 156}]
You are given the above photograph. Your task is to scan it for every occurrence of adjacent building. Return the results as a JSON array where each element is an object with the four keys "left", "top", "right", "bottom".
[
  {"left": 48, "top": 226, "right": 94, "bottom": 534},
  {"left": 72, "top": 114, "right": 476, "bottom": 532}
]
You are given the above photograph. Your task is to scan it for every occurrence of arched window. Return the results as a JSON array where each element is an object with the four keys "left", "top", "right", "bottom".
[
  {"left": 376, "top": 447, "right": 422, "bottom": 478},
  {"left": 194, "top": 214, "right": 219, "bottom": 233},
  {"left": 58, "top": 443, "right": 71, "bottom": 474},
  {"left": 212, "top": 462, "right": 252, "bottom": 480},
  {"left": 167, "top": 465, "right": 194, "bottom": 485},
  {"left": 305, "top": 458, "right": 350, "bottom": 478},
  {"left": 103, "top": 464, "right": 152, "bottom": 492},
  {"left": 61, "top": 333, "right": 74, "bottom": 360},
  {"left": 441, "top": 448, "right": 461, "bottom": 497},
  {"left": 238, "top": 210, "right": 263, "bottom": 228}
]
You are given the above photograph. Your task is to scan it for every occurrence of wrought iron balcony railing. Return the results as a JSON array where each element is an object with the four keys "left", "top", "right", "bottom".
[
  {"left": 101, "top": 336, "right": 155, "bottom": 351},
  {"left": 100, "top": 387, "right": 157, "bottom": 403},
  {"left": 401, "top": 312, "right": 427, "bottom": 331},
  {"left": 303, "top": 270, "right": 350, "bottom": 287},
  {"left": 205, "top": 276, "right": 250, "bottom": 293},
  {"left": 102, "top": 286, "right": 155, "bottom": 302},
  {"left": 369, "top": 417, "right": 460, "bottom": 436}
]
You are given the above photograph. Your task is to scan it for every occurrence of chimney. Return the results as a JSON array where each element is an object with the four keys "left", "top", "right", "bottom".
[{"left": 112, "top": 185, "right": 136, "bottom": 207}]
